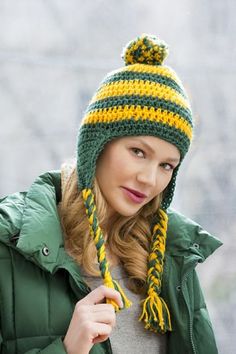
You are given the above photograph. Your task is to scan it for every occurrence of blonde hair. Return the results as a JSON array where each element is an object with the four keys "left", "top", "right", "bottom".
[{"left": 58, "top": 162, "right": 162, "bottom": 294}]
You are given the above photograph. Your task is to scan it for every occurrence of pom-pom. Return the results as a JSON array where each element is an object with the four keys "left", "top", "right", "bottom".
[{"left": 122, "top": 34, "right": 169, "bottom": 66}]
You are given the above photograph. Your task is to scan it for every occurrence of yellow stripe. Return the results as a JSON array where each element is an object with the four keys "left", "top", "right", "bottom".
[
  {"left": 110, "top": 63, "right": 184, "bottom": 90},
  {"left": 94, "top": 226, "right": 100, "bottom": 244},
  {"left": 83, "top": 105, "right": 192, "bottom": 140},
  {"left": 99, "top": 244, "right": 106, "bottom": 262},
  {"left": 149, "top": 253, "right": 157, "bottom": 261},
  {"left": 155, "top": 264, "right": 162, "bottom": 273},
  {"left": 90, "top": 80, "right": 189, "bottom": 109},
  {"left": 153, "top": 225, "right": 160, "bottom": 234}
]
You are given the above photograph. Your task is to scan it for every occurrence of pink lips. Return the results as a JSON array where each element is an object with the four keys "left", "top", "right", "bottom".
[{"left": 121, "top": 187, "right": 147, "bottom": 204}]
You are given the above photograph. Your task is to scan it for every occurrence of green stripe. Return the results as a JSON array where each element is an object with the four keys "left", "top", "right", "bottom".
[
  {"left": 101, "top": 71, "right": 186, "bottom": 98},
  {"left": 95, "top": 237, "right": 104, "bottom": 250},
  {"left": 79, "top": 120, "right": 191, "bottom": 157},
  {"left": 86, "top": 95, "right": 192, "bottom": 126}
]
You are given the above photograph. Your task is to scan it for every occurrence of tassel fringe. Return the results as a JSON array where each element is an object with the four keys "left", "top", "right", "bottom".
[
  {"left": 105, "top": 278, "right": 132, "bottom": 311},
  {"left": 139, "top": 290, "right": 172, "bottom": 333}
]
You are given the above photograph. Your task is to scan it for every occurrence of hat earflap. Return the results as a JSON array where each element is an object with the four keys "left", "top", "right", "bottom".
[
  {"left": 82, "top": 188, "right": 132, "bottom": 310},
  {"left": 139, "top": 208, "right": 172, "bottom": 333}
]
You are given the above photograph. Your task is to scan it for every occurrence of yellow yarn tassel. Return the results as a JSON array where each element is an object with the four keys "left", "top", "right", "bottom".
[
  {"left": 139, "top": 289, "right": 172, "bottom": 332},
  {"left": 104, "top": 277, "right": 132, "bottom": 311},
  {"left": 102, "top": 261, "right": 132, "bottom": 311}
]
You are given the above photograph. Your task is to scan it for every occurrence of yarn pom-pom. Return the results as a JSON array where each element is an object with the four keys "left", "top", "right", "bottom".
[{"left": 122, "top": 34, "right": 169, "bottom": 66}]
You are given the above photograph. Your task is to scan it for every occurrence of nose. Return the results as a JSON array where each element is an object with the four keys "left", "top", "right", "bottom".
[{"left": 136, "top": 165, "right": 157, "bottom": 187}]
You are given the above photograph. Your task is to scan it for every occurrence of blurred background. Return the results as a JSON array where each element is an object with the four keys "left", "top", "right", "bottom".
[{"left": 0, "top": 1, "right": 235, "bottom": 352}]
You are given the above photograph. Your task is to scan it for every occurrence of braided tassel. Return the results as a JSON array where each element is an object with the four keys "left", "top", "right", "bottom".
[
  {"left": 82, "top": 188, "right": 132, "bottom": 311},
  {"left": 139, "top": 208, "right": 172, "bottom": 333}
]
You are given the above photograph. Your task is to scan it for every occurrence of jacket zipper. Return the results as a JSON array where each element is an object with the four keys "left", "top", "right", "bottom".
[{"left": 182, "top": 262, "right": 198, "bottom": 354}]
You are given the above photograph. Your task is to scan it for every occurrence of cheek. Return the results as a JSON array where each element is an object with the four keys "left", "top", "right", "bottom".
[
  {"left": 153, "top": 173, "right": 173, "bottom": 196},
  {"left": 108, "top": 151, "right": 134, "bottom": 178},
  {"left": 97, "top": 151, "right": 129, "bottom": 184},
  {"left": 161, "top": 175, "right": 173, "bottom": 192},
  {"left": 110, "top": 162, "right": 131, "bottom": 186}
]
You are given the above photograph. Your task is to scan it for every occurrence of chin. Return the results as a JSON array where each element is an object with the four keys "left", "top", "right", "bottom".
[
  {"left": 113, "top": 205, "right": 142, "bottom": 217},
  {"left": 118, "top": 211, "right": 136, "bottom": 217}
]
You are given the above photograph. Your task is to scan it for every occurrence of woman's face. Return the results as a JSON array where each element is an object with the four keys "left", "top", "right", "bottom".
[{"left": 96, "top": 136, "right": 180, "bottom": 218}]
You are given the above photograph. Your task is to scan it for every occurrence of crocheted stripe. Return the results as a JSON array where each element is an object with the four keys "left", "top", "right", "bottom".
[
  {"left": 86, "top": 95, "right": 192, "bottom": 125},
  {"left": 109, "top": 62, "right": 184, "bottom": 85},
  {"left": 111, "top": 63, "right": 183, "bottom": 83},
  {"left": 101, "top": 70, "right": 186, "bottom": 98},
  {"left": 91, "top": 80, "right": 189, "bottom": 109},
  {"left": 83, "top": 106, "right": 192, "bottom": 140},
  {"left": 83, "top": 106, "right": 192, "bottom": 141}
]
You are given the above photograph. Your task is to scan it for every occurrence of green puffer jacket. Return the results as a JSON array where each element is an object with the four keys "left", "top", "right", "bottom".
[{"left": 0, "top": 171, "right": 222, "bottom": 354}]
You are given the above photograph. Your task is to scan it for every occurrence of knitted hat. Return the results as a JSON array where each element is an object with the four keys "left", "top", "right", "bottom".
[{"left": 77, "top": 34, "right": 193, "bottom": 333}]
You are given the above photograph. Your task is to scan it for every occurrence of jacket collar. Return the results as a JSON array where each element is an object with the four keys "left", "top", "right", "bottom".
[
  {"left": 16, "top": 171, "right": 70, "bottom": 273},
  {"left": 167, "top": 208, "right": 222, "bottom": 262}
]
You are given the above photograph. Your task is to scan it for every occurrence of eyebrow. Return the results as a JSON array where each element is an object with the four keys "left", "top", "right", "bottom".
[{"left": 131, "top": 137, "right": 180, "bottom": 163}]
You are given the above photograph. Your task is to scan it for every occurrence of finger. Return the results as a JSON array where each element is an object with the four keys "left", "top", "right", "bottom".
[
  {"left": 90, "top": 322, "right": 113, "bottom": 341},
  {"left": 91, "top": 303, "right": 115, "bottom": 313},
  {"left": 75, "top": 303, "right": 116, "bottom": 328},
  {"left": 78, "top": 285, "right": 123, "bottom": 308},
  {"left": 93, "top": 334, "right": 109, "bottom": 344},
  {"left": 89, "top": 306, "right": 116, "bottom": 327}
]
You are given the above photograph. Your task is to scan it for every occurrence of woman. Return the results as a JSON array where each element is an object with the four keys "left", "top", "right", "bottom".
[{"left": 0, "top": 34, "right": 221, "bottom": 354}]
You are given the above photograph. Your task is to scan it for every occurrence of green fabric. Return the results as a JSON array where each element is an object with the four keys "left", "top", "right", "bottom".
[
  {"left": 16, "top": 338, "right": 66, "bottom": 354},
  {"left": 0, "top": 171, "right": 222, "bottom": 354}
]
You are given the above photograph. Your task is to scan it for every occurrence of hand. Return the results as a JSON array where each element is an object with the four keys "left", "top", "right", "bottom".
[{"left": 63, "top": 285, "right": 123, "bottom": 354}]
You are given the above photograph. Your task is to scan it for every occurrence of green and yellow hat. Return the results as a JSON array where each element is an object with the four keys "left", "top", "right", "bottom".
[{"left": 77, "top": 34, "right": 193, "bottom": 333}]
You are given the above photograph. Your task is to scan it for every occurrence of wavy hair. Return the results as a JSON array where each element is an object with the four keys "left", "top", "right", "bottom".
[{"left": 58, "top": 162, "right": 162, "bottom": 295}]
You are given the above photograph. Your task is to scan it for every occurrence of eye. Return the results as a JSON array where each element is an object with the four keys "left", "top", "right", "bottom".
[
  {"left": 131, "top": 147, "right": 145, "bottom": 158},
  {"left": 161, "top": 163, "right": 174, "bottom": 171}
]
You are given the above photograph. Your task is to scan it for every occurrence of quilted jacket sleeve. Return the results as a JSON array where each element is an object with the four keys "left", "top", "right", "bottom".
[
  {"left": 0, "top": 193, "right": 67, "bottom": 354},
  {"left": 22, "top": 338, "right": 67, "bottom": 354}
]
